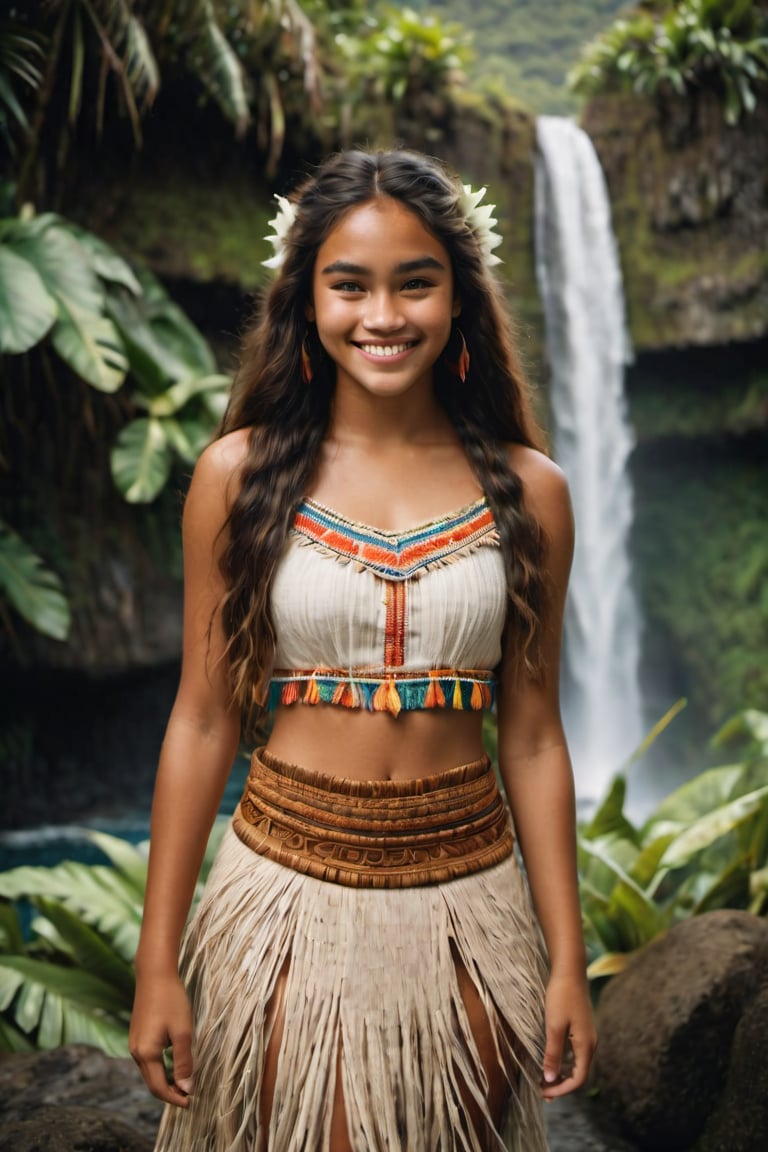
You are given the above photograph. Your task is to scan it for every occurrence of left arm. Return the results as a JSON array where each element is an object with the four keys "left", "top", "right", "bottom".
[{"left": 496, "top": 450, "right": 596, "bottom": 1099}]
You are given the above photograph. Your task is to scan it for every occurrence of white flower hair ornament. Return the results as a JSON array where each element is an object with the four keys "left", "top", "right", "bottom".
[
  {"left": 458, "top": 184, "right": 503, "bottom": 268},
  {"left": 262, "top": 194, "right": 298, "bottom": 270},
  {"left": 261, "top": 184, "right": 503, "bottom": 272}
]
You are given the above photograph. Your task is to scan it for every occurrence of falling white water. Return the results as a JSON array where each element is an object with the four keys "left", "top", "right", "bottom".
[{"left": 534, "top": 115, "right": 644, "bottom": 803}]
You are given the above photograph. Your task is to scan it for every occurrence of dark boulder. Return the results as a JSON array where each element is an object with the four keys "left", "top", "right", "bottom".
[{"left": 593, "top": 910, "right": 768, "bottom": 1151}]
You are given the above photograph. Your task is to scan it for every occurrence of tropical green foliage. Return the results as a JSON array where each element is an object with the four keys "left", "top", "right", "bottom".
[
  {"left": 0, "top": 520, "right": 70, "bottom": 641},
  {"left": 580, "top": 708, "right": 768, "bottom": 979},
  {"left": 632, "top": 451, "right": 768, "bottom": 728},
  {"left": 5, "top": 0, "right": 326, "bottom": 195},
  {"left": 0, "top": 209, "right": 230, "bottom": 637},
  {"left": 570, "top": 0, "right": 768, "bottom": 125},
  {"left": 0, "top": 832, "right": 145, "bottom": 1054},
  {"left": 414, "top": 0, "right": 628, "bottom": 113},
  {"left": 0, "top": 824, "right": 225, "bottom": 1054},
  {"left": 0, "top": 20, "right": 44, "bottom": 158},
  {"left": 335, "top": 5, "right": 472, "bottom": 108}
]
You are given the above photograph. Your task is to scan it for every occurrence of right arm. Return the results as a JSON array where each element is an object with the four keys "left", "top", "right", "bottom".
[{"left": 129, "top": 433, "right": 246, "bottom": 1106}]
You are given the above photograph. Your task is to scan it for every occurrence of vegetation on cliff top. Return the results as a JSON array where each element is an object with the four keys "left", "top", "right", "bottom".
[
  {"left": 416, "top": 0, "right": 627, "bottom": 112},
  {"left": 570, "top": 0, "right": 768, "bottom": 125}
]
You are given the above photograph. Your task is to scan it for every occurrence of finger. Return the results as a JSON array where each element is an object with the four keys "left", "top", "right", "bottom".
[
  {"left": 541, "top": 1019, "right": 567, "bottom": 1089},
  {"left": 132, "top": 1045, "right": 191, "bottom": 1107},
  {"left": 541, "top": 1031, "right": 595, "bottom": 1100},
  {"left": 170, "top": 1024, "right": 194, "bottom": 1097}
]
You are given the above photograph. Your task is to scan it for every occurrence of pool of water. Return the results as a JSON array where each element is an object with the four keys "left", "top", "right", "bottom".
[{"left": 0, "top": 760, "right": 250, "bottom": 873}]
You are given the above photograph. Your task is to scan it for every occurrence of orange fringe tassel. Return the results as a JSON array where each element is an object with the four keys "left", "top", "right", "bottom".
[
  {"left": 424, "top": 674, "right": 446, "bottom": 709},
  {"left": 372, "top": 680, "right": 402, "bottom": 717},
  {"left": 282, "top": 681, "right": 299, "bottom": 706},
  {"left": 304, "top": 677, "right": 320, "bottom": 705}
]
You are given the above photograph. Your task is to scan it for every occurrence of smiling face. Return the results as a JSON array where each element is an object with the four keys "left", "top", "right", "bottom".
[{"left": 306, "top": 197, "right": 460, "bottom": 402}]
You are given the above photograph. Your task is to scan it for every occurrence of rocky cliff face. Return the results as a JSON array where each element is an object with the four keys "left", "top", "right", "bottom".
[
  {"left": 583, "top": 90, "right": 768, "bottom": 351},
  {"left": 578, "top": 89, "right": 768, "bottom": 743}
]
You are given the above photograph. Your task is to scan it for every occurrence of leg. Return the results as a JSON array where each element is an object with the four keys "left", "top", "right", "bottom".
[{"left": 453, "top": 949, "right": 516, "bottom": 1149}]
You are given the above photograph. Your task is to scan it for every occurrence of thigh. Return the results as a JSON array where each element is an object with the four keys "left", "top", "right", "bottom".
[{"left": 453, "top": 950, "right": 515, "bottom": 1147}]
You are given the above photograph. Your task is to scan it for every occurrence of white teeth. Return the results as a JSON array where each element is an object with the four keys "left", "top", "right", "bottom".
[{"left": 359, "top": 343, "right": 412, "bottom": 357}]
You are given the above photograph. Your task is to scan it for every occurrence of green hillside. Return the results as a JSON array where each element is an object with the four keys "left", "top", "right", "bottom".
[{"left": 412, "top": 0, "right": 630, "bottom": 112}]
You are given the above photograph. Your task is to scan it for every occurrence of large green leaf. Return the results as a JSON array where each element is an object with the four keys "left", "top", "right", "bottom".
[
  {"left": 110, "top": 417, "right": 172, "bottom": 503},
  {"left": 30, "top": 899, "right": 135, "bottom": 1000},
  {"left": 0, "top": 955, "right": 127, "bottom": 1014},
  {"left": 0, "top": 521, "right": 70, "bottom": 640},
  {"left": 0, "top": 1014, "right": 35, "bottom": 1053},
  {"left": 646, "top": 763, "right": 745, "bottom": 831},
  {"left": 70, "top": 226, "right": 142, "bottom": 294},
  {"left": 10, "top": 220, "right": 104, "bottom": 315},
  {"left": 714, "top": 709, "right": 768, "bottom": 757},
  {"left": 581, "top": 775, "right": 640, "bottom": 843},
  {"left": 51, "top": 305, "right": 128, "bottom": 393},
  {"left": 106, "top": 278, "right": 217, "bottom": 394},
  {"left": 86, "top": 831, "right": 147, "bottom": 895},
  {"left": 0, "top": 903, "right": 25, "bottom": 954},
  {"left": 0, "top": 955, "right": 129, "bottom": 1054},
  {"left": 0, "top": 861, "right": 142, "bottom": 962},
  {"left": 579, "top": 838, "right": 665, "bottom": 942},
  {"left": 659, "top": 785, "right": 768, "bottom": 870},
  {"left": 180, "top": 0, "right": 250, "bottom": 134},
  {"left": 0, "top": 246, "right": 57, "bottom": 353},
  {"left": 6, "top": 220, "right": 129, "bottom": 390}
]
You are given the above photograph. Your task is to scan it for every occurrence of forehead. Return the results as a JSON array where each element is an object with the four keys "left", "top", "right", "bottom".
[{"left": 315, "top": 197, "right": 450, "bottom": 268}]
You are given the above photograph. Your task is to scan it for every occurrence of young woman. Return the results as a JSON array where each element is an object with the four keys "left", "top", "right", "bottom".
[{"left": 130, "top": 148, "right": 596, "bottom": 1152}]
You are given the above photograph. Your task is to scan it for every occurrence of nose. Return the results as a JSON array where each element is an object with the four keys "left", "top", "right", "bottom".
[{"left": 362, "top": 290, "right": 405, "bottom": 333}]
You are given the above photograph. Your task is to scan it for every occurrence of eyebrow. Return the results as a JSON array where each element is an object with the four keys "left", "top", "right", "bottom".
[{"left": 320, "top": 256, "right": 447, "bottom": 275}]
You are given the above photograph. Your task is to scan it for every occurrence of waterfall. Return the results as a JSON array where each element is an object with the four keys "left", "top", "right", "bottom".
[{"left": 534, "top": 115, "right": 644, "bottom": 803}]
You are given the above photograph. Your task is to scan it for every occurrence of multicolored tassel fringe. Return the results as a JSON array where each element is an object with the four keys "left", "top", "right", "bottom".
[{"left": 266, "top": 669, "right": 496, "bottom": 717}]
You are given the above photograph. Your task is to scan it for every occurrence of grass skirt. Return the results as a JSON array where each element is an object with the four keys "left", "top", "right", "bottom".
[{"left": 154, "top": 755, "right": 550, "bottom": 1152}]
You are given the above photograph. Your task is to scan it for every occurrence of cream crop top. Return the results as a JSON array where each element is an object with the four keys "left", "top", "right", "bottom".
[{"left": 267, "top": 496, "right": 508, "bottom": 716}]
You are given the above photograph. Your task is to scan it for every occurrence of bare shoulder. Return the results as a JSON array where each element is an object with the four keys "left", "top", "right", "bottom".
[
  {"left": 184, "top": 427, "right": 251, "bottom": 538},
  {"left": 506, "top": 443, "right": 572, "bottom": 535},
  {"left": 193, "top": 427, "right": 251, "bottom": 489}
]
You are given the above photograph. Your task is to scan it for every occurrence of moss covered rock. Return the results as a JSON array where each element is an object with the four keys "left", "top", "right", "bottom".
[{"left": 583, "top": 90, "right": 768, "bottom": 351}]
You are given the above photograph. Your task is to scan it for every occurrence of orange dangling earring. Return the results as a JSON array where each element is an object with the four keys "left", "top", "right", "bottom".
[
  {"left": 444, "top": 327, "right": 470, "bottom": 383},
  {"left": 301, "top": 334, "right": 313, "bottom": 384}
]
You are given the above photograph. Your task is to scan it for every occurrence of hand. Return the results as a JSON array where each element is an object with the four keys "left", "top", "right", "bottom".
[
  {"left": 130, "top": 972, "right": 194, "bottom": 1107},
  {"left": 540, "top": 970, "right": 596, "bottom": 1100}
]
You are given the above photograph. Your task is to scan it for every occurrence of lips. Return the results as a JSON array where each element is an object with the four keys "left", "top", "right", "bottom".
[{"left": 356, "top": 342, "right": 417, "bottom": 358}]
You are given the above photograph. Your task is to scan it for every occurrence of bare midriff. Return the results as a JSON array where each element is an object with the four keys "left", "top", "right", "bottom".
[{"left": 266, "top": 704, "right": 486, "bottom": 781}]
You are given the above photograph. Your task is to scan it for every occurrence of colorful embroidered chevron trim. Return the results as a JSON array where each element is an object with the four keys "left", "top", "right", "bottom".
[
  {"left": 293, "top": 497, "right": 498, "bottom": 581},
  {"left": 267, "top": 668, "right": 496, "bottom": 717}
]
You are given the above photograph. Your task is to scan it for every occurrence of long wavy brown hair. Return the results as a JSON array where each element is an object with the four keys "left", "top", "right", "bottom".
[{"left": 217, "top": 148, "right": 548, "bottom": 717}]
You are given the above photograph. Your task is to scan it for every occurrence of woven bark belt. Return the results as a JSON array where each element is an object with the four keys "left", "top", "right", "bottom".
[{"left": 232, "top": 748, "right": 515, "bottom": 889}]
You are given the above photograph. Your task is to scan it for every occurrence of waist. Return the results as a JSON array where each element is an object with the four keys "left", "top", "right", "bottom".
[
  {"left": 232, "top": 748, "right": 514, "bottom": 889},
  {"left": 268, "top": 666, "right": 497, "bottom": 717},
  {"left": 267, "top": 705, "right": 486, "bottom": 781}
]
